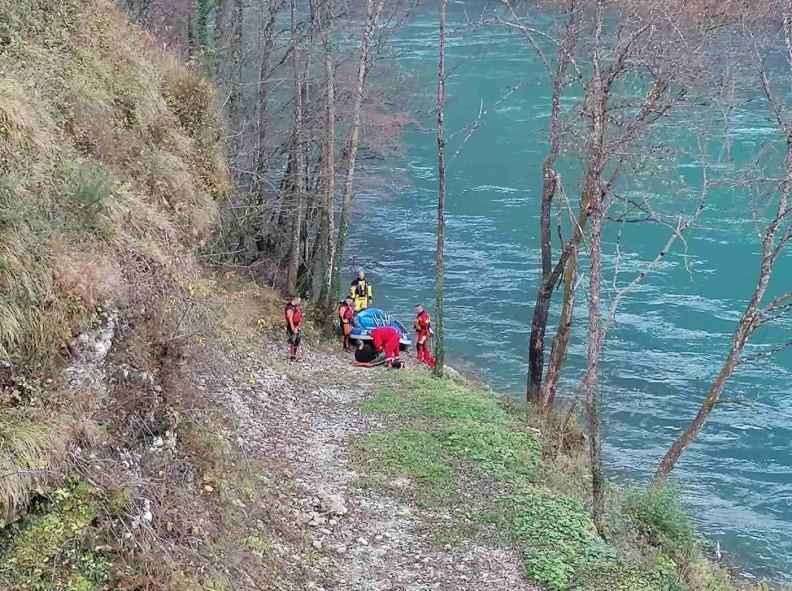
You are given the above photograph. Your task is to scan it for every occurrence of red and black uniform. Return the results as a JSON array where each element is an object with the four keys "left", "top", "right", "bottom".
[
  {"left": 337, "top": 301, "right": 354, "bottom": 350},
  {"left": 371, "top": 326, "right": 401, "bottom": 367},
  {"left": 284, "top": 302, "right": 303, "bottom": 360},
  {"left": 414, "top": 310, "right": 435, "bottom": 369}
]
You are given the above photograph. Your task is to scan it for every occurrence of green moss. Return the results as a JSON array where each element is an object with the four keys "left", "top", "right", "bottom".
[{"left": 0, "top": 479, "right": 110, "bottom": 591}]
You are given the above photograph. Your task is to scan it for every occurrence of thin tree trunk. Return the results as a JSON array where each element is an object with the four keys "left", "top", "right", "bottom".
[
  {"left": 585, "top": 0, "right": 607, "bottom": 535},
  {"left": 527, "top": 0, "right": 580, "bottom": 404},
  {"left": 654, "top": 144, "right": 792, "bottom": 481},
  {"left": 285, "top": 0, "right": 304, "bottom": 295},
  {"left": 527, "top": 209, "right": 589, "bottom": 403},
  {"left": 434, "top": 0, "right": 447, "bottom": 376},
  {"left": 318, "top": 0, "right": 337, "bottom": 314},
  {"left": 227, "top": 0, "right": 244, "bottom": 173},
  {"left": 585, "top": 189, "right": 605, "bottom": 535},
  {"left": 330, "top": 0, "right": 385, "bottom": 301},
  {"left": 540, "top": 248, "right": 576, "bottom": 409},
  {"left": 253, "top": 0, "right": 283, "bottom": 257}
]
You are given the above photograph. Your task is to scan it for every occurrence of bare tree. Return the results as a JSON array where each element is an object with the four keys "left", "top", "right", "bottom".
[
  {"left": 330, "top": 0, "right": 386, "bottom": 301},
  {"left": 285, "top": 0, "right": 305, "bottom": 295},
  {"left": 523, "top": 0, "right": 581, "bottom": 407},
  {"left": 434, "top": 0, "right": 447, "bottom": 376},
  {"left": 655, "top": 3, "right": 792, "bottom": 480},
  {"left": 317, "top": 0, "right": 337, "bottom": 314}
]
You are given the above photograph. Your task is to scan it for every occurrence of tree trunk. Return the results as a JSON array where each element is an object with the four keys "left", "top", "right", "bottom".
[
  {"left": 654, "top": 143, "right": 792, "bottom": 480},
  {"left": 540, "top": 247, "right": 576, "bottom": 410},
  {"left": 585, "top": 189, "right": 605, "bottom": 535},
  {"left": 318, "top": 0, "right": 337, "bottom": 316},
  {"left": 330, "top": 0, "right": 384, "bottom": 301},
  {"left": 527, "top": 209, "right": 589, "bottom": 403},
  {"left": 526, "top": 0, "right": 581, "bottom": 404},
  {"left": 653, "top": 326, "right": 751, "bottom": 481},
  {"left": 226, "top": 0, "right": 244, "bottom": 175},
  {"left": 253, "top": 0, "right": 283, "bottom": 257},
  {"left": 434, "top": 0, "right": 447, "bottom": 376},
  {"left": 285, "top": 0, "right": 304, "bottom": 295},
  {"left": 585, "top": 0, "right": 607, "bottom": 535}
]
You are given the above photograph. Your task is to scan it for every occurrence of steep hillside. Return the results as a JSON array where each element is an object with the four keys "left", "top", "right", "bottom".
[
  {"left": 0, "top": 0, "right": 228, "bottom": 587},
  {"left": 0, "top": 0, "right": 225, "bottom": 364}
]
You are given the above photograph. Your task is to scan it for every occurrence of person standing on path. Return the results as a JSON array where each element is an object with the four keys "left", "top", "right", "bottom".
[
  {"left": 338, "top": 296, "right": 355, "bottom": 351},
  {"left": 414, "top": 304, "right": 435, "bottom": 369},
  {"left": 284, "top": 296, "right": 302, "bottom": 361},
  {"left": 350, "top": 268, "right": 373, "bottom": 311}
]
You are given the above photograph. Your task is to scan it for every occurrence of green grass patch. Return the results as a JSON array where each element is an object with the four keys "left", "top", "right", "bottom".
[
  {"left": 357, "top": 428, "right": 457, "bottom": 502},
  {"left": 621, "top": 485, "right": 696, "bottom": 558},
  {"left": 363, "top": 372, "right": 516, "bottom": 424},
  {"left": 355, "top": 372, "right": 749, "bottom": 591}
]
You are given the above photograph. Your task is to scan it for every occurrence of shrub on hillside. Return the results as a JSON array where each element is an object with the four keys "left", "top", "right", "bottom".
[{"left": 623, "top": 485, "right": 696, "bottom": 558}]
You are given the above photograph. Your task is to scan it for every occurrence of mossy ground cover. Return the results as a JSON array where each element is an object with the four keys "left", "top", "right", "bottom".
[
  {"left": 0, "top": 479, "right": 111, "bottom": 591},
  {"left": 356, "top": 371, "right": 753, "bottom": 591}
]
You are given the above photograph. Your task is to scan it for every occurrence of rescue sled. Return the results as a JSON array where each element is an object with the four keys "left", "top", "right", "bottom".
[{"left": 349, "top": 308, "right": 412, "bottom": 349}]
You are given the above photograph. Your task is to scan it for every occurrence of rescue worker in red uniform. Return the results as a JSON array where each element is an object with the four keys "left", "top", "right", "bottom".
[
  {"left": 337, "top": 297, "right": 355, "bottom": 351},
  {"left": 284, "top": 296, "right": 302, "bottom": 361},
  {"left": 414, "top": 304, "right": 435, "bottom": 369},
  {"left": 370, "top": 325, "right": 404, "bottom": 369}
]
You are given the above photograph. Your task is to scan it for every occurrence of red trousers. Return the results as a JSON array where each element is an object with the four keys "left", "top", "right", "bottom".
[{"left": 416, "top": 331, "right": 435, "bottom": 369}]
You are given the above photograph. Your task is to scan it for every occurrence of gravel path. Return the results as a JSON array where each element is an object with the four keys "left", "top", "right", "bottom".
[{"left": 196, "top": 335, "right": 537, "bottom": 591}]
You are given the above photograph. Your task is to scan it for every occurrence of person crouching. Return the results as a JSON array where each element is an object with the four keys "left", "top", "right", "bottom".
[
  {"left": 284, "top": 296, "right": 302, "bottom": 361},
  {"left": 370, "top": 325, "right": 404, "bottom": 369}
]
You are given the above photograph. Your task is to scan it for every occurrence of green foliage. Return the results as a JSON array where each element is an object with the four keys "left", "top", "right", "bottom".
[
  {"left": 0, "top": 479, "right": 110, "bottom": 591},
  {"left": 507, "top": 485, "right": 609, "bottom": 591},
  {"left": 359, "top": 428, "right": 456, "bottom": 500},
  {"left": 440, "top": 422, "right": 541, "bottom": 478},
  {"left": 623, "top": 485, "right": 696, "bottom": 558},
  {"left": 356, "top": 373, "right": 749, "bottom": 591}
]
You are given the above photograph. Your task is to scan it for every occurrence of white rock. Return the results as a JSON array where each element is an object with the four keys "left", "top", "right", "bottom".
[
  {"left": 312, "top": 540, "right": 322, "bottom": 550},
  {"left": 335, "top": 545, "right": 347, "bottom": 555},
  {"left": 357, "top": 537, "right": 368, "bottom": 546},
  {"left": 319, "top": 493, "right": 348, "bottom": 516}
]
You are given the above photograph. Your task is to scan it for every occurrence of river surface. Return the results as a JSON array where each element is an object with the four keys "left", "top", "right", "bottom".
[{"left": 346, "top": 2, "right": 792, "bottom": 583}]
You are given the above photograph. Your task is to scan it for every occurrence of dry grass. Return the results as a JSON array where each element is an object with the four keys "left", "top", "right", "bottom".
[
  {"left": 0, "top": 0, "right": 227, "bottom": 364},
  {"left": 0, "top": 411, "right": 69, "bottom": 523}
]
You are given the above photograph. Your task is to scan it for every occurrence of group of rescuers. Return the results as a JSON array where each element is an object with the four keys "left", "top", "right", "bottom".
[{"left": 283, "top": 268, "right": 435, "bottom": 370}]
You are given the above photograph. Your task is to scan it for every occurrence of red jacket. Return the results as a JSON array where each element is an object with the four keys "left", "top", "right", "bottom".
[
  {"left": 371, "top": 326, "right": 401, "bottom": 359},
  {"left": 285, "top": 303, "right": 302, "bottom": 333},
  {"left": 414, "top": 310, "right": 431, "bottom": 335},
  {"left": 338, "top": 303, "right": 354, "bottom": 324}
]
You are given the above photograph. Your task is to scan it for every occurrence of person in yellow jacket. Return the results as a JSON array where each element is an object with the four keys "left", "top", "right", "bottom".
[{"left": 349, "top": 268, "right": 373, "bottom": 311}]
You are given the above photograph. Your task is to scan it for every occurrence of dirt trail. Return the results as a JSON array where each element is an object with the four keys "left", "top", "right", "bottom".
[{"left": 198, "top": 335, "right": 536, "bottom": 591}]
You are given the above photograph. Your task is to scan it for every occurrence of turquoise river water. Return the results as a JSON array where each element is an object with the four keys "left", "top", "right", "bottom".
[{"left": 346, "top": 3, "right": 792, "bottom": 584}]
